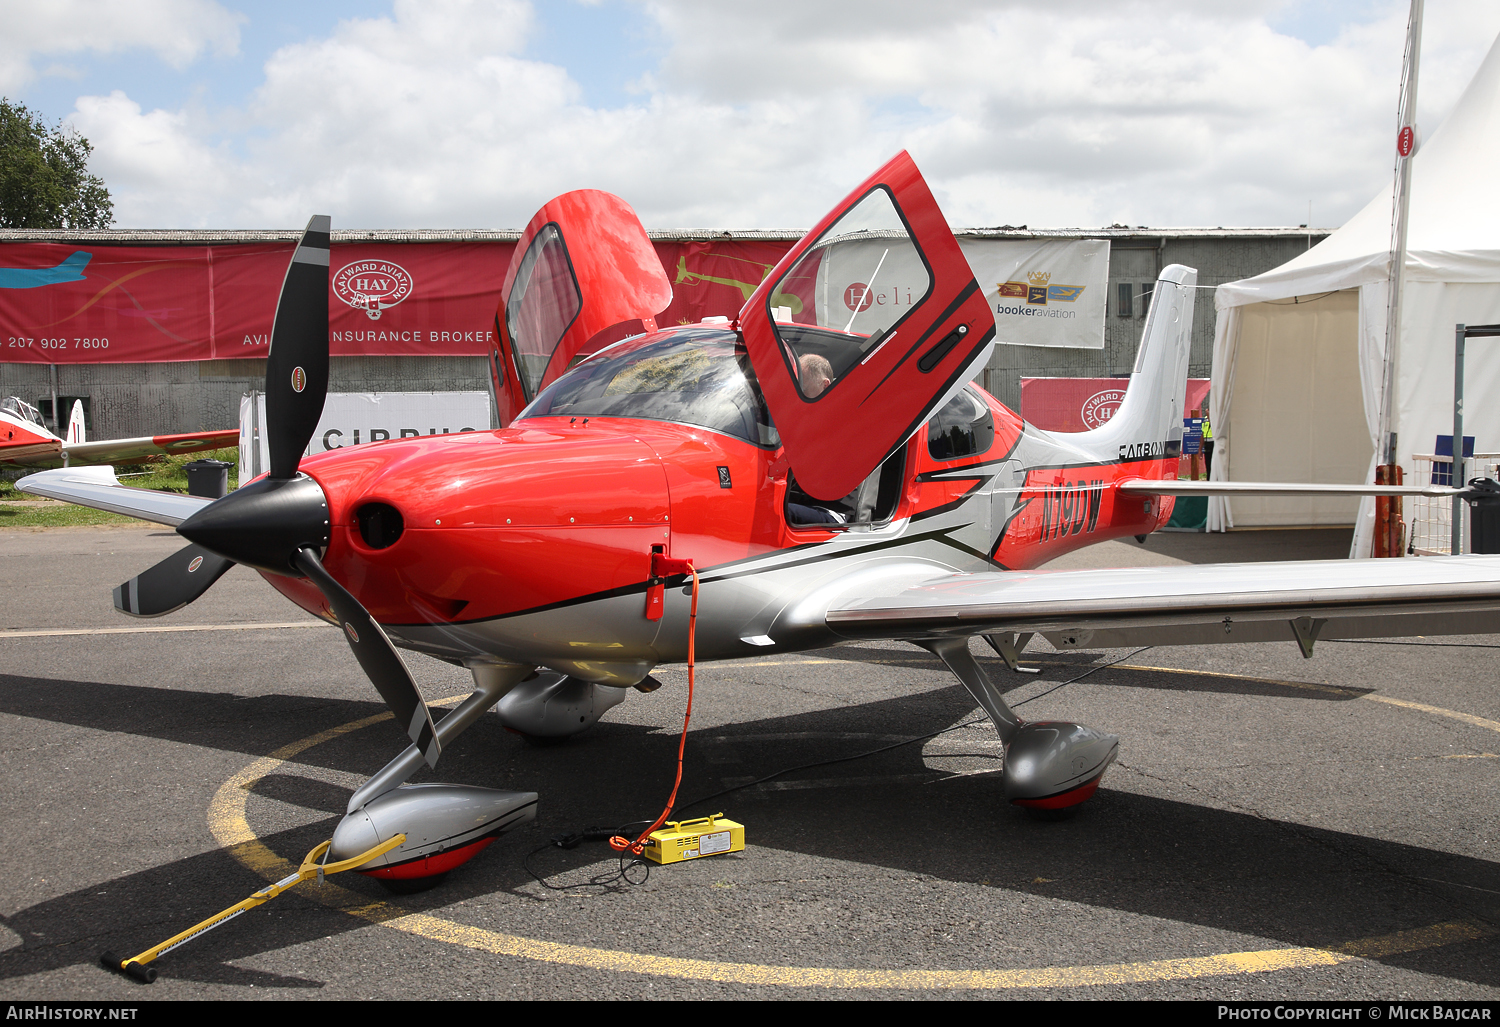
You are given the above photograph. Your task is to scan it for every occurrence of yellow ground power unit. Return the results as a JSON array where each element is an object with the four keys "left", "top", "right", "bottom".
[{"left": 643, "top": 814, "right": 745, "bottom": 865}]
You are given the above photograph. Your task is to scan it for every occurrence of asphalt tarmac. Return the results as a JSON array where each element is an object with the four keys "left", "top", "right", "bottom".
[{"left": 0, "top": 524, "right": 1496, "bottom": 1000}]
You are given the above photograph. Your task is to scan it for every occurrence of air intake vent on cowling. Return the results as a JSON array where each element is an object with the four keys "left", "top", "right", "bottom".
[{"left": 356, "top": 503, "right": 405, "bottom": 549}]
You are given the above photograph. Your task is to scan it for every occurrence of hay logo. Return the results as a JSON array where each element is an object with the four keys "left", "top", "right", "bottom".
[
  {"left": 291, "top": 366, "right": 306, "bottom": 393},
  {"left": 188, "top": 555, "right": 204, "bottom": 573},
  {"left": 1080, "top": 389, "right": 1126, "bottom": 429},
  {"left": 997, "top": 271, "right": 1086, "bottom": 307},
  {"left": 333, "top": 259, "right": 414, "bottom": 320},
  {"left": 344, "top": 622, "right": 360, "bottom": 644}
]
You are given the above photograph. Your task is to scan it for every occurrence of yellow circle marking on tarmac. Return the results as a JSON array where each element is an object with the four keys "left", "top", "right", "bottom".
[{"left": 207, "top": 685, "right": 1494, "bottom": 990}]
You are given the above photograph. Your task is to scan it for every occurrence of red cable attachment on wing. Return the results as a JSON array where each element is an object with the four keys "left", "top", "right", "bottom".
[{"left": 611, "top": 557, "right": 698, "bottom": 856}]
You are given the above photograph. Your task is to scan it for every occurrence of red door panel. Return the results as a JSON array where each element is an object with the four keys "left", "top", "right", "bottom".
[
  {"left": 739, "top": 152, "right": 994, "bottom": 500},
  {"left": 492, "top": 190, "right": 673, "bottom": 419}
]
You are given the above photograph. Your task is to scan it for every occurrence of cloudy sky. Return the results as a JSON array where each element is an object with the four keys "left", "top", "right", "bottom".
[{"left": 3, "top": 0, "right": 1498, "bottom": 232}]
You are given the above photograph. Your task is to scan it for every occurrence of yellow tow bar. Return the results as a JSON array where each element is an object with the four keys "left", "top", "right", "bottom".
[{"left": 101, "top": 833, "right": 406, "bottom": 983}]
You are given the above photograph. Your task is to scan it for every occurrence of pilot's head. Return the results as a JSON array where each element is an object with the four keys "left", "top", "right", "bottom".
[{"left": 798, "top": 353, "right": 834, "bottom": 399}]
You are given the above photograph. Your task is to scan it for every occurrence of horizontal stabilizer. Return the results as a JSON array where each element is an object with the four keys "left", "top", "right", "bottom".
[
  {"left": 1118, "top": 479, "right": 1466, "bottom": 498},
  {"left": 17, "top": 466, "right": 214, "bottom": 527}
]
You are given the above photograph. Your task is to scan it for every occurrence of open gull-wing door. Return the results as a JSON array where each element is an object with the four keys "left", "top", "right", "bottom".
[
  {"left": 491, "top": 190, "right": 673, "bottom": 424},
  {"left": 739, "top": 151, "right": 994, "bottom": 500}
]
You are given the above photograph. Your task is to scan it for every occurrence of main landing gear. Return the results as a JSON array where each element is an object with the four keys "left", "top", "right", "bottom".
[{"left": 919, "top": 636, "right": 1118, "bottom": 817}]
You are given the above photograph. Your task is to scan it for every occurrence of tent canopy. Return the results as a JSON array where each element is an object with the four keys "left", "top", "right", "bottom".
[{"left": 1209, "top": 30, "right": 1500, "bottom": 550}]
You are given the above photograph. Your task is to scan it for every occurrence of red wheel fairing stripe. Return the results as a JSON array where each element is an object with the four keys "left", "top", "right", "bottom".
[
  {"left": 358, "top": 836, "right": 497, "bottom": 880},
  {"left": 1010, "top": 772, "right": 1104, "bottom": 810}
]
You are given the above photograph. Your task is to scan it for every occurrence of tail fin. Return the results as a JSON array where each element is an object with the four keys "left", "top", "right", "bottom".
[
  {"left": 1083, "top": 264, "right": 1196, "bottom": 459},
  {"left": 66, "top": 400, "right": 85, "bottom": 444}
]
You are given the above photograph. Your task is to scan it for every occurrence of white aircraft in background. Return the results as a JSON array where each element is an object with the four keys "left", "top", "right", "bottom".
[{"left": 0, "top": 396, "right": 237, "bottom": 469}]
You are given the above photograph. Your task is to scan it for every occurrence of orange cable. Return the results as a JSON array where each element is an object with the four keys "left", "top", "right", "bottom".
[{"left": 610, "top": 563, "right": 698, "bottom": 856}]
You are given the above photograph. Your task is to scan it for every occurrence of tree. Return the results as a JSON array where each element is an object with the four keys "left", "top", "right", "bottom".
[{"left": 0, "top": 99, "right": 113, "bottom": 230}]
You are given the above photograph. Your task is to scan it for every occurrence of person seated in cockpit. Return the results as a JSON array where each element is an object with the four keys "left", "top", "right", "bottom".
[
  {"left": 785, "top": 352, "right": 847, "bottom": 524},
  {"left": 797, "top": 353, "right": 834, "bottom": 399}
]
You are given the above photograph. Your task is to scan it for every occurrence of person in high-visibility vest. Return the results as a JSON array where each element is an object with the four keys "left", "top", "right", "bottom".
[{"left": 1202, "top": 405, "right": 1214, "bottom": 476}]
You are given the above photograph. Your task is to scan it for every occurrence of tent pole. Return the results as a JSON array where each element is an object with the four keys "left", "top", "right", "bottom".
[
  {"left": 1453, "top": 324, "right": 1465, "bottom": 556},
  {"left": 1378, "top": 0, "right": 1423, "bottom": 470},
  {"left": 1374, "top": 0, "right": 1423, "bottom": 558}
]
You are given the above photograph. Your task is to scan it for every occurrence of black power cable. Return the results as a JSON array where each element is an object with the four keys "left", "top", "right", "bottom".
[{"left": 523, "top": 644, "right": 1150, "bottom": 889}]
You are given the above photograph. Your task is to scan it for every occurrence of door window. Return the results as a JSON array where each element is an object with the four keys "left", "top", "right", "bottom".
[
  {"left": 768, "top": 188, "right": 932, "bottom": 400},
  {"left": 505, "top": 223, "right": 582, "bottom": 400}
]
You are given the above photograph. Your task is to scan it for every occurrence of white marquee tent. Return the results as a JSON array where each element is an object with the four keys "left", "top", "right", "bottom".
[{"left": 1207, "top": 29, "right": 1500, "bottom": 556}]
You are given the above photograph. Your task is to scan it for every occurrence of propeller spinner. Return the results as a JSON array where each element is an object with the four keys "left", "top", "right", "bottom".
[{"left": 113, "top": 216, "right": 441, "bottom": 766}]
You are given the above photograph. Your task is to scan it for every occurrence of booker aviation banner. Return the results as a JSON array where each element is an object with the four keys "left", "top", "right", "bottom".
[
  {"left": 958, "top": 238, "right": 1110, "bottom": 350},
  {"left": 1, "top": 236, "right": 1104, "bottom": 363}
]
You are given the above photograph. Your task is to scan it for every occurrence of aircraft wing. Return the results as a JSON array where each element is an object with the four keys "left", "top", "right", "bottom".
[
  {"left": 61, "top": 429, "right": 240, "bottom": 467},
  {"left": 820, "top": 556, "right": 1500, "bottom": 651},
  {"left": 1119, "top": 479, "right": 1465, "bottom": 498},
  {"left": 16, "top": 466, "right": 214, "bottom": 527}
]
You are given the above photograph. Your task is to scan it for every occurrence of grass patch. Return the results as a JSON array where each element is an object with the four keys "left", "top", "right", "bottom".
[
  {"left": 110, "top": 447, "right": 241, "bottom": 494},
  {"left": 0, "top": 502, "right": 148, "bottom": 528},
  {"left": 1, "top": 448, "right": 239, "bottom": 496}
]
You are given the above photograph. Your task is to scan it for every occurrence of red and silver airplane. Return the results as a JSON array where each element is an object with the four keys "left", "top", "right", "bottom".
[
  {"left": 18, "top": 152, "right": 1499, "bottom": 889},
  {"left": 0, "top": 394, "right": 237, "bottom": 468}
]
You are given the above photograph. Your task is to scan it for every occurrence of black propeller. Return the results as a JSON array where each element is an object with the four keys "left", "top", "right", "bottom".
[
  {"left": 110, "top": 215, "right": 440, "bottom": 766},
  {"left": 264, "top": 216, "right": 331, "bottom": 479},
  {"left": 113, "top": 544, "right": 234, "bottom": 618}
]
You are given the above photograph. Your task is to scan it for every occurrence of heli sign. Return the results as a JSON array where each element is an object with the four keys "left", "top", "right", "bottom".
[
  {"left": 807, "top": 237, "right": 1110, "bottom": 351},
  {"left": 238, "top": 391, "right": 491, "bottom": 480}
]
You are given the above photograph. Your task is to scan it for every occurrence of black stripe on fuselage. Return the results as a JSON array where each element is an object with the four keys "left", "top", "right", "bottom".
[{"left": 383, "top": 523, "right": 984, "bottom": 629}]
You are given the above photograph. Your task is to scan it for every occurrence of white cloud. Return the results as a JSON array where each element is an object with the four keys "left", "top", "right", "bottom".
[
  {"left": 0, "top": 0, "right": 242, "bottom": 95},
  {"left": 57, "top": 0, "right": 1500, "bottom": 231}
]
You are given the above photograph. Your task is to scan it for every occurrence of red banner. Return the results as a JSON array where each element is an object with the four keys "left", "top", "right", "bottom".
[
  {"left": 1021, "top": 376, "right": 1211, "bottom": 432},
  {"left": 652, "top": 240, "right": 795, "bottom": 327},
  {"left": 0, "top": 238, "right": 800, "bottom": 364}
]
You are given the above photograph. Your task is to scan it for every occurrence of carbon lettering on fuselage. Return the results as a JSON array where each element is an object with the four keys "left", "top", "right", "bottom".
[
  {"left": 1037, "top": 479, "right": 1105, "bottom": 542},
  {"left": 1118, "top": 439, "right": 1180, "bottom": 461}
]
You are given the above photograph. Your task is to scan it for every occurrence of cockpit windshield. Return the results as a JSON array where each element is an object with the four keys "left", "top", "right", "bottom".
[
  {"left": 515, "top": 327, "right": 780, "bottom": 448},
  {"left": 0, "top": 396, "right": 42, "bottom": 424}
]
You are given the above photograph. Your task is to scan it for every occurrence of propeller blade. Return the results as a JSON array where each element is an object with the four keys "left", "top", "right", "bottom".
[
  {"left": 113, "top": 544, "right": 235, "bottom": 618},
  {"left": 264, "top": 215, "right": 331, "bottom": 480},
  {"left": 292, "top": 546, "right": 441, "bottom": 768}
]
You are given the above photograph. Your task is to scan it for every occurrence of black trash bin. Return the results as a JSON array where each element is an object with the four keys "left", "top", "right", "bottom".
[
  {"left": 185, "top": 459, "right": 231, "bottom": 499},
  {"left": 1467, "top": 478, "right": 1500, "bottom": 554}
]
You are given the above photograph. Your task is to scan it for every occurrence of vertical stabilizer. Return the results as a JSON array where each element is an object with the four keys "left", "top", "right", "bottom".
[
  {"left": 66, "top": 400, "right": 85, "bottom": 444},
  {"left": 1079, "top": 264, "right": 1196, "bottom": 459}
]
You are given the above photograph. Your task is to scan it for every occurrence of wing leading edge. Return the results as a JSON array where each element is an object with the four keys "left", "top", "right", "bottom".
[
  {"left": 0, "top": 429, "right": 240, "bottom": 469},
  {"left": 821, "top": 556, "right": 1500, "bottom": 651}
]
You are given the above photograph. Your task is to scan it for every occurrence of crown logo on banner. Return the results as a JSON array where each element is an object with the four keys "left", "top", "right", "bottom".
[{"left": 1026, "top": 270, "right": 1052, "bottom": 286}]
